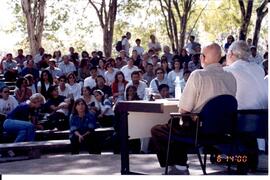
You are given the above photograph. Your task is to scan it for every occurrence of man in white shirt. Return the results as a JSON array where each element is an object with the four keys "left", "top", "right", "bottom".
[
  {"left": 58, "top": 55, "right": 76, "bottom": 75},
  {"left": 122, "top": 32, "right": 131, "bottom": 57},
  {"left": 125, "top": 71, "right": 148, "bottom": 100},
  {"left": 224, "top": 40, "right": 268, "bottom": 171},
  {"left": 249, "top": 46, "right": 264, "bottom": 65},
  {"left": 84, "top": 67, "right": 98, "bottom": 89},
  {"left": 224, "top": 41, "right": 268, "bottom": 110},
  {"left": 148, "top": 34, "right": 161, "bottom": 53},
  {"left": 133, "top": 38, "right": 144, "bottom": 58},
  {"left": 121, "top": 58, "right": 138, "bottom": 82},
  {"left": 46, "top": 59, "right": 63, "bottom": 79},
  {"left": 149, "top": 68, "right": 169, "bottom": 93},
  {"left": 34, "top": 47, "right": 45, "bottom": 65}
]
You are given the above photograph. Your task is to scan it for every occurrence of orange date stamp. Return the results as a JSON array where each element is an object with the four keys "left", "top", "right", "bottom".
[{"left": 215, "top": 154, "right": 248, "bottom": 163}]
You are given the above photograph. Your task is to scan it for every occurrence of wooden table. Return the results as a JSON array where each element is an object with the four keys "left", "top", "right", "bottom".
[{"left": 116, "top": 99, "right": 179, "bottom": 174}]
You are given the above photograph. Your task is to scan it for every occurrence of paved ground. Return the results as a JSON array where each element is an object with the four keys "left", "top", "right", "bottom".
[{"left": 0, "top": 153, "right": 268, "bottom": 175}]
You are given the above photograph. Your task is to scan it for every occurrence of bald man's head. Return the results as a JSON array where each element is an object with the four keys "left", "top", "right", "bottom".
[{"left": 201, "top": 43, "right": 221, "bottom": 68}]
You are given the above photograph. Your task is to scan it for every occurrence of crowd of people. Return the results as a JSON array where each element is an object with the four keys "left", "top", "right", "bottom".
[{"left": 0, "top": 33, "right": 268, "bottom": 174}]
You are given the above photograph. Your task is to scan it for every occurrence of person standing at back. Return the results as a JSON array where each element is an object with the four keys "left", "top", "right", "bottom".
[
  {"left": 151, "top": 43, "right": 237, "bottom": 175},
  {"left": 122, "top": 32, "right": 131, "bottom": 57}
]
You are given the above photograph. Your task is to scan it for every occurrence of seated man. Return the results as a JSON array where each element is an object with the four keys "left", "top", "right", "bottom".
[
  {"left": 224, "top": 40, "right": 268, "bottom": 172},
  {"left": 151, "top": 43, "right": 237, "bottom": 175}
]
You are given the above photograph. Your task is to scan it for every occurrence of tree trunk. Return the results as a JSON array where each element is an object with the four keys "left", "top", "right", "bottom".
[
  {"left": 252, "top": 0, "right": 268, "bottom": 47},
  {"left": 89, "top": 0, "right": 117, "bottom": 57},
  {"left": 238, "top": 0, "right": 253, "bottom": 41},
  {"left": 21, "top": 0, "right": 46, "bottom": 56}
]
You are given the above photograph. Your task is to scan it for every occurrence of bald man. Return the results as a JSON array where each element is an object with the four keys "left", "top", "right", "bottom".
[{"left": 151, "top": 43, "right": 237, "bottom": 175}]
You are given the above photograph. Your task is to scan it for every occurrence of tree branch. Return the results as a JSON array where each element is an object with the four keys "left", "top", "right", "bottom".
[
  {"left": 89, "top": 0, "right": 104, "bottom": 28},
  {"left": 238, "top": 0, "right": 246, "bottom": 17}
]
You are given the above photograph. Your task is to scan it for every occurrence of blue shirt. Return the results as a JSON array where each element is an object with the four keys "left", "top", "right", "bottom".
[
  {"left": 7, "top": 103, "right": 37, "bottom": 121},
  {"left": 69, "top": 112, "right": 97, "bottom": 138}
]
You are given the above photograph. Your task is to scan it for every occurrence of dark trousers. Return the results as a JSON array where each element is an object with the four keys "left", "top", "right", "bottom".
[
  {"left": 98, "top": 115, "right": 114, "bottom": 127},
  {"left": 151, "top": 118, "right": 196, "bottom": 167},
  {"left": 4, "top": 71, "right": 18, "bottom": 81},
  {"left": 70, "top": 132, "right": 101, "bottom": 154}
]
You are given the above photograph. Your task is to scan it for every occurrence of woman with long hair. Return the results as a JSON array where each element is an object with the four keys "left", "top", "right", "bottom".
[
  {"left": 167, "top": 59, "right": 184, "bottom": 96},
  {"left": 37, "top": 70, "right": 54, "bottom": 99},
  {"left": 14, "top": 77, "right": 32, "bottom": 103},
  {"left": 81, "top": 86, "right": 99, "bottom": 115},
  {"left": 69, "top": 98, "right": 100, "bottom": 154},
  {"left": 111, "top": 71, "right": 128, "bottom": 102}
]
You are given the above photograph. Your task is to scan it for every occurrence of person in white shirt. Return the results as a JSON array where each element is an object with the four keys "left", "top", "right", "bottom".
[
  {"left": 93, "top": 89, "right": 115, "bottom": 128},
  {"left": 224, "top": 40, "right": 268, "bottom": 170},
  {"left": 46, "top": 59, "right": 63, "bottom": 79},
  {"left": 84, "top": 66, "right": 98, "bottom": 88},
  {"left": 57, "top": 75, "right": 71, "bottom": 98},
  {"left": 121, "top": 58, "right": 139, "bottom": 82},
  {"left": 125, "top": 71, "right": 148, "bottom": 100},
  {"left": 122, "top": 32, "right": 131, "bottom": 57},
  {"left": 167, "top": 59, "right": 184, "bottom": 95},
  {"left": 249, "top": 46, "right": 264, "bottom": 66},
  {"left": 58, "top": 55, "right": 76, "bottom": 75},
  {"left": 133, "top": 38, "right": 144, "bottom": 57},
  {"left": 149, "top": 68, "right": 168, "bottom": 94},
  {"left": 224, "top": 41, "right": 268, "bottom": 110},
  {"left": 66, "top": 72, "right": 82, "bottom": 100},
  {"left": 34, "top": 47, "right": 45, "bottom": 65},
  {"left": 0, "top": 86, "right": 18, "bottom": 115},
  {"left": 104, "top": 61, "right": 119, "bottom": 86},
  {"left": 148, "top": 34, "right": 161, "bottom": 53}
]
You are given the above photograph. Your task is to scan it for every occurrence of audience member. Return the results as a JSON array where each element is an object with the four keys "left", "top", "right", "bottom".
[
  {"left": 58, "top": 55, "right": 76, "bottom": 75},
  {"left": 3, "top": 93, "right": 45, "bottom": 143},
  {"left": 69, "top": 98, "right": 100, "bottom": 154},
  {"left": 93, "top": 89, "right": 114, "bottom": 128},
  {"left": 142, "top": 63, "right": 155, "bottom": 85},
  {"left": 167, "top": 59, "right": 184, "bottom": 96},
  {"left": 0, "top": 86, "right": 18, "bottom": 115},
  {"left": 66, "top": 72, "right": 82, "bottom": 100},
  {"left": 122, "top": 32, "right": 131, "bottom": 57},
  {"left": 2, "top": 53, "right": 18, "bottom": 81},
  {"left": 249, "top": 46, "right": 264, "bottom": 65},
  {"left": 92, "top": 75, "right": 112, "bottom": 99},
  {"left": 149, "top": 68, "right": 168, "bottom": 94},
  {"left": 15, "top": 49, "right": 26, "bottom": 71},
  {"left": 133, "top": 38, "right": 144, "bottom": 57},
  {"left": 46, "top": 59, "right": 63, "bottom": 80},
  {"left": 14, "top": 77, "right": 32, "bottom": 103},
  {"left": 37, "top": 70, "right": 54, "bottom": 99},
  {"left": 224, "top": 35, "right": 235, "bottom": 53},
  {"left": 148, "top": 34, "right": 161, "bottom": 53},
  {"left": 125, "top": 71, "right": 147, "bottom": 100},
  {"left": 104, "top": 61, "right": 119, "bottom": 86},
  {"left": 111, "top": 71, "right": 128, "bottom": 103},
  {"left": 81, "top": 86, "right": 99, "bottom": 115},
  {"left": 121, "top": 57, "right": 139, "bottom": 82},
  {"left": 84, "top": 66, "right": 98, "bottom": 89}
]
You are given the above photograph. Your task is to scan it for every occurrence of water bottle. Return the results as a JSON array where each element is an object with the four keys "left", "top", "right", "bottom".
[{"left": 174, "top": 76, "right": 182, "bottom": 99}]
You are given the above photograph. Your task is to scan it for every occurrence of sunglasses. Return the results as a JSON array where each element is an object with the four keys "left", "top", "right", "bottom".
[
  {"left": 3, "top": 91, "right": 10, "bottom": 93},
  {"left": 156, "top": 72, "right": 164, "bottom": 74}
]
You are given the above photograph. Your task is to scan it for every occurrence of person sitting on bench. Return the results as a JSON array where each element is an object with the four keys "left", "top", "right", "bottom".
[{"left": 69, "top": 98, "right": 101, "bottom": 154}]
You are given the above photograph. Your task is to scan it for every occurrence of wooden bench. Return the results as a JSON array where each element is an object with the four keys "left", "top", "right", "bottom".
[
  {"left": 0, "top": 127, "right": 115, "bottom": 160},
  {"left": 0, "top": 140, "right": 70, "bottom": 159},
  {"left": 35, "top": 127, "right": 115, "bottom": 141}
]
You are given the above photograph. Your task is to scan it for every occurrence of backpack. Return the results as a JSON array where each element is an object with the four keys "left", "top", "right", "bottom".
[{"left": 116, "top": 40, "right": 122, "bottom": 52}]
